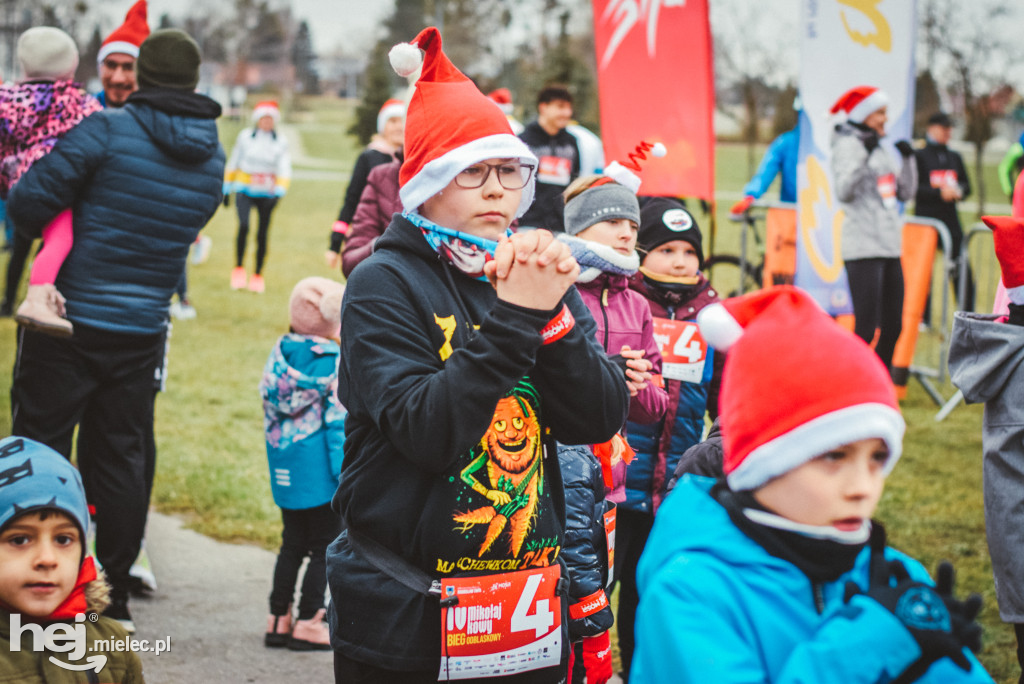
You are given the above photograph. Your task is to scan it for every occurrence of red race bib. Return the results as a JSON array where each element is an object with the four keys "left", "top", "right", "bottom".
[
  {"left": 439, "top": 565, "right": 562, "bottom": 680},
  {"left": 929, "top": 169, "right": 958, "bottom": 189},
  {"left": 537, "top": 156, "right": 571, "bottom": 185},
  {"left": 249, "top": 172, "right": 276, "bottom": 193},
  {"left": 652, "top": 318, "right": 708, "bottom": 383},
  {"left": 877, "top": 172, "right": 897, "bottom": 209}
]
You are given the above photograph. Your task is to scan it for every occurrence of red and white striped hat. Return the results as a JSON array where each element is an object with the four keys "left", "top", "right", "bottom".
[
  {"left": 697, "top": 286, "right": 905, "bottom": 491},
  {"left": 97, "top": 0, "right": 149, "bottom": 64},
  {"left": 830, "top": 86, "right": 888, "bottom": 124},
  {"left": 388, "top": 27, "right": 536, "bottom": 216}
]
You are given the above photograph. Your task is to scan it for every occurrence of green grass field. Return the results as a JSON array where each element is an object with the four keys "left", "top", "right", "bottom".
[{"left": 0, "top": 96, "right": 1016, "bottom": 680}]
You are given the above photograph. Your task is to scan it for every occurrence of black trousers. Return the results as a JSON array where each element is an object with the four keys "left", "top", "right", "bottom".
[
  {"left": 235, "top": 194, "right": 278, "bottom": 274},
  {"left": 11, "top": 323, "right": 165, "bottom": 595},
  {"left": 845, "top": 257, "right": 904, "bottom": 370},
  {"left": 269, "top": 503, "right": 340, "bottom": 619},
  {"left": 611, "top": 507, "right": 655, "bottom": 681}
]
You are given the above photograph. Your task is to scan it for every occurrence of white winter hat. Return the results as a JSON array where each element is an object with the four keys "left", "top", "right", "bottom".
[{"left": 17, "top": 27, "right": 79, "bottom": 81}]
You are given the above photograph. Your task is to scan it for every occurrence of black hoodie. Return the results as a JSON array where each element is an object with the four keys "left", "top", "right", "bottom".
[{"left": 327, "top": 215, "right": 629, "bottom": 669}]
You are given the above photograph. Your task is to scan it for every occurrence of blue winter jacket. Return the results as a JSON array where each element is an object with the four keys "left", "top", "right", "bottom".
[
  {"left": 7, "top": 90, "right": 225, "bottom": 335},
  {"left": 260, "top": 334, "right": 346, "bottom": 510},
  {"left": 632, "top": 476, "right": 993, "bottom": 683},
  {"left": 742, "top": 126, "right": 799, "bottom": 203}
]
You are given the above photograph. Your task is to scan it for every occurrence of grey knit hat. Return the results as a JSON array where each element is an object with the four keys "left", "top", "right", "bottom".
[
  {"left": 17, "top": 27, "right": 79, "bottom": 81},
  {"left": 137, "top": 28, "right": 201, "bottom": 90},
  {"left": 564, "top": 182, "right": 640, "bottom": 236}
]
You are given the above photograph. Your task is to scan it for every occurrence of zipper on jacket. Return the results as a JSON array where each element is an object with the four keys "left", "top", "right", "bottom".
[
  {"left": 601, "top": 287, "right": 610, "bottom": 350},
  {"left": 667, "top": 305, "right": 676, "bottom": 321},
  {"left": 812, "top": 582, "right": 825, "bottom": 614}
]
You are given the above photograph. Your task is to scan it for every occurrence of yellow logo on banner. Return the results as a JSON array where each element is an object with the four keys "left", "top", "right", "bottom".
[
  {"left": 798, "top": 156, "right": 844, "bottom": 282},
  {"left": 838, "top": 0, "right": 891, "bottom": 52}
]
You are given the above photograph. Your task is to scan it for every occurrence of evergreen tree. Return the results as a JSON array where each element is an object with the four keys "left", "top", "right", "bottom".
[
  {"left": 348, "top": 40, "right": 397, "bottom": 145},
  {"left": 292, "top": 20, "right": 320, "bottom": 95}
]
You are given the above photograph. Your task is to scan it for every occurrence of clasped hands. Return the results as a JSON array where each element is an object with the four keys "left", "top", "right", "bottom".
[{"left": 484, "top": 229, "right": 580, "bottom": 311}]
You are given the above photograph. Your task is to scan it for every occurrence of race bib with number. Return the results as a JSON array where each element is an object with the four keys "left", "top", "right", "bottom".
[
  {"left": 929, "top": 169, "right": 958, "bottom": 189},
  {"left": 652, "top": 318, "right": 709, "bottom": 384},
  {"left": 438, "top": 565, "right": 562, "bottom": 680},
  {"left": 249, "top": 172, "right": 276, "bottom": 194},
  {"left": 603, "top": 504, "right": 616, "bottom": 588},
  {"left": 537, "top": 156, "right": 572, "bottom": 186},
  {"left": 877, "top": 172, "right": 897, "bottom": 209}
]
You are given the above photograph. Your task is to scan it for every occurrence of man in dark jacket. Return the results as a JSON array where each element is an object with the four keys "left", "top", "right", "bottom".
[
  {"left": 914, "top": 111, "right": 973, "bottom": 312},
  {"left": 7, "top": 28, "right": 225, "bottom": 631},
  {"left": 518, "top": 84, "right": 581, "bottom": 232}
]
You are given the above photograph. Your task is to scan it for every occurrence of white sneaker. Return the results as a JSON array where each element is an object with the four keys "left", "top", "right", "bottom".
[{"left": 191, "top": 235, "right": 212, "bottom": 265}]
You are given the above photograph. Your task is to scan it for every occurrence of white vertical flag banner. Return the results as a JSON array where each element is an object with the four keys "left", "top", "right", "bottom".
[{"left": 796, "top": 0, "right": 917, "bottom": 314}]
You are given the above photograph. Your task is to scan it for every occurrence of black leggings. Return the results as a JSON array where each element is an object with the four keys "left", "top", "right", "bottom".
[
  {"left": 235, "top": 194, "right": 278, "bottom": 274},
  {"left": 611, "top": 507, "right": 655, "bottom": 681},
  {"left": 845, "top": 257, "right": 904, "bottom": 371},
  {"left": 269, "top": 503, "right": 340, "bottom": 619}
]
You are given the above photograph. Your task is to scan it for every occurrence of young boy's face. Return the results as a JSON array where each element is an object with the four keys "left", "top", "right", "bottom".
[
  {"left": 0, "top": 511, "right": 82, "bottom": 618},
  {"left": 753, "top": 437, "right": 888, "bottom": 530},
  {"left": 641, "top": 239, "right": 700, "bottom": 278}
]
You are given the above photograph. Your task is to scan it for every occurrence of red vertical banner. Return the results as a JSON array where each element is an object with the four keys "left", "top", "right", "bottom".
[{"left": 592, "top": 0, "right": 714, "bottom": 199}]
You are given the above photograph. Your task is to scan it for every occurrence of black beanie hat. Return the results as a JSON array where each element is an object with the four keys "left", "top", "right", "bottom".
[
  {"left": 638, "top": 197, "right": 704, "bottom": 269},
  {"left": 137, "top": 29, "right": 201, "bottom": 90}
]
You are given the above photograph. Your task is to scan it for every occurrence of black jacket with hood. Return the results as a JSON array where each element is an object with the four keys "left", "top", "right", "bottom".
[{"left": 327, "top": 214, "right": 629, "bottom": 669}]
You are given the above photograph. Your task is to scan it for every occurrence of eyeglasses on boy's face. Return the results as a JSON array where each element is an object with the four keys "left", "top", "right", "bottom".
[{"left": 454, "top": 161, "right": 535, "bottom": 190}]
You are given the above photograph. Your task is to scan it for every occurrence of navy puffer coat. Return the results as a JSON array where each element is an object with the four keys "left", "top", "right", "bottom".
[{"left": 8, "top": 89, "right": 225, "bottom": 335}]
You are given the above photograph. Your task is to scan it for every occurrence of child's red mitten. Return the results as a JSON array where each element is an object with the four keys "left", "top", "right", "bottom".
[{"left": 581, "top": 631, "right": 613, "bottom": 684}]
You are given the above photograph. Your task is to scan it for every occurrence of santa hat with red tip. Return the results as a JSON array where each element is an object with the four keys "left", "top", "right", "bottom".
[
  {"left": 602, "top": 140, "right": 667, "bottom": 194},
  {"left": 388, "top": 27, "right": 537, "bottom": 216},
  {"left": 697, "top": 286, "right": 905, "bottom": 491},
  {"left": 830, "top": 85, "right": 888, "bottom": 124},
  {"left": 487, "top": 88, "right": 514, "bottom": 115},
  {"left": 97, "top": 0, "right": 149, "bottom": 64},
  {"left": 982, "top": 215, "right": 1024, "bottom": 305},
  {"left": 252, "top": 101, "right": 280, "bottom": 124},
  {"left": 377, "top": 98, "right": 406, "bottom": 133}
]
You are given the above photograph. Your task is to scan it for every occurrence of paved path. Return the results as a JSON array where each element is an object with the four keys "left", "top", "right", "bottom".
[{"left": 133, "top": 512, "right": 333, "bottom": 683}]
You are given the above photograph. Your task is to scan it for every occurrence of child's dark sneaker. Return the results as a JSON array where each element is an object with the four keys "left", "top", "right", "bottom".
[
  {"left": 265, "top": 611, "right": 292, "bottom": 648},
  {"left": 104, "top": 593, "right": 136, "bottom": 634},
  {"left": 287, "top": 608, "right": 330, "bottom": 650}
]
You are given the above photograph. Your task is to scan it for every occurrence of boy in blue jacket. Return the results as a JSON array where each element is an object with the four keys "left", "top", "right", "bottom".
[
  {"left": 633, "top": 286, "right": 990, "bottom": 683},
  {"left": 260, "top": 277, "right": 346, "bottom": 651}
]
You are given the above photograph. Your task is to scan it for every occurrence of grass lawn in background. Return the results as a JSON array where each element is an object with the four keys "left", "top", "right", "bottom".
[{"left": 0, "top": 96, "right": 1016, "bottom": 681}]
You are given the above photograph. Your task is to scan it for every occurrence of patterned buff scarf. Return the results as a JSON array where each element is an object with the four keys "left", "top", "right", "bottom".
[
  {"left": 557, "top": 233, "right": 640, "bottom": 283},
  {"left": 405, "top": 211, "right": 511, "bottom": 282}
]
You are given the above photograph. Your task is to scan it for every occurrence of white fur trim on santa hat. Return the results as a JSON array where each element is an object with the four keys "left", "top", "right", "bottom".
[
  {"left": 252, "top": 103, "right": 280, "bottom": 124},
  {"left": 603, "top": 161, "right": 641, "bottom": 194},
  {"left": 1007, "top": 283, "right": 1024, "bottom": 306},
  {"left": 695, "top": 302, "right": 745, "bottom": 351},
  {"left": 97, "top": 40, "right": 140, "bottom": 63},
  {"left": 846, "top": 89, "right": 888, "bottom": 124},
  {"left": 377, "top": 100, "right": 406, "bottom": 134},
  {"left": 726, "top": 402, "right": 905, "bottom": 491},
  {"left": 399, "top": 133, "right": 538, "bottom": 217}
]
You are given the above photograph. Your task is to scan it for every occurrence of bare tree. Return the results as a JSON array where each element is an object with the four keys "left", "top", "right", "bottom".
[{"left": 920, "top": 0, "right": 1024, "bottom": 215}]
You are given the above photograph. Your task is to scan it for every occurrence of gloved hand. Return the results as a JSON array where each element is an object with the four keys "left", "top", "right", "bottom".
[
  {"left": 844, "top": 558, "right": 982, "bottom": 673},
  {"left": 894, "top": 140, "right": 915, "bottom": 158},
  {"left": 730, "top": 195, "right": 755, "bottom": 215},
  {"left": 581, "top": 631, "right": 613, "bottom": 684},
  {"left": 863, "top": 134, "right": 880, "bottom": 153},
  {"left": 222, "top": 193, "right": 231, "bottom": 208}
]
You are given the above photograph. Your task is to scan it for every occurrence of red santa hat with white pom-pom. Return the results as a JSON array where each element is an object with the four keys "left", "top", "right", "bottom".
[
  {"left": 389, "top": 27, "right": 537, "bottom": 216},
  {"left": 602, "top": 140, "right": 667, "bottom": 194},
  {"left": 829, "top": 85, "right": 888, "bottom": 124},
  {"left": 982, "top": 215, "right": 1024, "bottom": 305},
  {"left": 697, "top": 286, "right": 905, "bottom": 491}
]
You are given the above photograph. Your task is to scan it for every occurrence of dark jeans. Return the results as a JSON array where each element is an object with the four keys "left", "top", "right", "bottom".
[
  {"left": 333, "top": 650, "right": 565, "bottom": 684},
  {"left": 611, "top": 507, "right": 654, "bottom": 681},
  {"left": 845, "top": 257, "right": 904, "bottom": 370},
  {"left": 235, "top": 194, "right": 278, "bottom": 274},
  {"left": 11, "top": 323, "right": 165, "bottom": 595},
  {"left": 269, "top": 503, "right": 340, "bottom": 619}
]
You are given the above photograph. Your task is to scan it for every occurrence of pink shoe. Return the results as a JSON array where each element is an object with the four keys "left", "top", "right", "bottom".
[
  {"left": 265, "top": 610, "right": 292, "bottom": 648},
  {"left": 247, "top": 273, "right": 265, "bottom": 294},
  {"left": 231, "top": 267, "right": 247, "bottom": 290},
  {"left": 288, "top": 608, "right": 330, "bottom": 651}
]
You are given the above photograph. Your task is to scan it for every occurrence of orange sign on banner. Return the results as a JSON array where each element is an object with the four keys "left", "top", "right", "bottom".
[
  {"left": 439, "top": 565, "right": 562, "bottom": 679},
  {"left": 592, "top": 0, "right": 714, "bottom": 200}
]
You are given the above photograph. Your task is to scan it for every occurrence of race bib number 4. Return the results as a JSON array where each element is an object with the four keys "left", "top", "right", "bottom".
[
  {"left": 439, "top": 565, "right": 562, "bottom": 680},
  {"left": 652, "top": 318, "right": 708, "bottom": 384}
]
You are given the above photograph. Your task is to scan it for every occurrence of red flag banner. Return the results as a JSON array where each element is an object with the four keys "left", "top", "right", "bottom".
[{"left": 592, "top": 0, "right": 714, "bottom": 199}]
